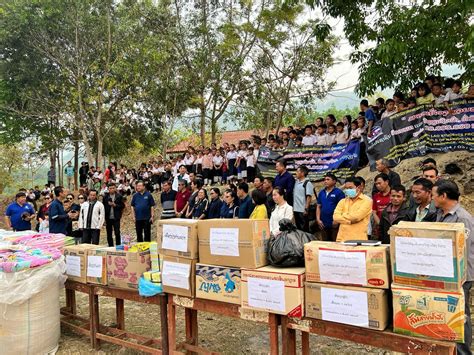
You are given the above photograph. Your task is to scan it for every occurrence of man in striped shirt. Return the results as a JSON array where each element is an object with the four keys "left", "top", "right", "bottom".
[{"left": 160, "top": 181, "right": 176, "bottom": 219}]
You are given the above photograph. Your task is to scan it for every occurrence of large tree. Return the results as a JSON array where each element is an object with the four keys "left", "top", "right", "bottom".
[{"left": 294, "top": 0, "right": 472, "bottom": 95}]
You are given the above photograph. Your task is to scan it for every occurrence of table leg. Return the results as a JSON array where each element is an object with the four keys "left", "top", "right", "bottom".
[
  {"left": 115, "top": 298, "right": 125, "bottom": 330},
  {"left": 301, "top": 331, "right": 310, "bottom": 355},
  {"left": 90, "top": 293, "right": 100, "bottom": 349},
  {"left": 281, "top": 316, "right": 296, "bottom": 355},
  {"left": 268, "top": 313, "right": 279, "bottom": 355},
  {"left": 185, "top": 308, "right": 198, "bottom": 354},
  {"left": 167, "top": 297, "right": 177, "bottom": 352},
  {"left": 65, "top": 288, "right": 76, "bottom": 315},
  {"left": 160, "top": 295, "right": 170, "bottom": 355}
]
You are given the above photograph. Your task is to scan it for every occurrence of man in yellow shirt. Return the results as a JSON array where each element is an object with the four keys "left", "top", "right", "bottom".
[{"left": 333, "top": 177, "right": 372, "bottom": 242}]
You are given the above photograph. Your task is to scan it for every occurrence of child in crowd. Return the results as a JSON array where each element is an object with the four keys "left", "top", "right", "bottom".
[
  {"left": 326, "top": 124, "right": 337, "bottom": 145},
  {"left": 444, "top": 80, "right": 464, "bottom": 107},
  {"left": 335, "top": 122, "right": 348, "bottom": 144},
  {"left": 431, "top": 83, "right": 445, "bottom": 105},
  {"left": 202, "top": 148, "right": 213, "bottom": 186},
  {"left": 226, "top": 144, "right": 237, "bottom": 182},
  {"left": 416, "top": 83, "right": 434, "bottom": 105},
  {"left": 381, "top": 99, "right": 397, "bottom": 119},
  {"left": 38, "top": 211, "right": 49, "bottom": 233},
  {"left": 407, "top": 97, "right": 417, "bottom": 109},
  {"left": 212, "top": 149, "right": 224, "bottom": 185},
  {"left": 302, "top": 125, "right": 317, "bottom": 146},
  {"left": 236, "top": 142, "right": 248, "bottom": 182},
  {"left": 315, "top": 124, "right": 329, "bottom": 146},
  {"left": 349, "top": 120, "right": 363, "bottom": 141},
  {"left": 246, "top": 147, "right": 256, "bottom": 182}
]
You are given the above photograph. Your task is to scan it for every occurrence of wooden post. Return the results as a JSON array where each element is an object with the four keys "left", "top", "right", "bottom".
[
  {"left": 160, "top": 295, "right": 170, "bottom": 355},
  {"left": 185, "top": 308, "right": 198, "bottom": 354},
  {"left": 281, "top": 316, "right": 296, "bottom": 355},
  {"left": 90, "top": 293, "right": 100, "bottom": 349},
  {"left": 65, "top": 288, "right": 76, "bottom": 314},
  {"left": 167, "top": 296, "right": 176, "bottom": 352},
  {"left": 301, "top": 332, "right": 310, "bottom": 355},
  {"left": 115, "top": 298, "right": 125, "bottom": 330},
  {"left": 268, "top": 313, "right": 279, "bottom": 355}
]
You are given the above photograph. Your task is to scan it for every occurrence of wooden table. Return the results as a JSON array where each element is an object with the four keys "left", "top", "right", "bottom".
[
  {"left": 61, "top": 280, "right": 94, "bottom": 344},
  {"left": 61, "top": 280, "right": 169, "bottom": 354},
  {"left": 281, "top": 316, "right": 457, "bottom": 355},
  {"left": 168, "top": 295, "right": 280, "bottom": 355}
]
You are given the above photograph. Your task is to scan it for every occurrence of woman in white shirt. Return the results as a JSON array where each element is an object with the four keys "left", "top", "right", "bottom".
[{"left": 269, "top": 187, "right": 294, "bottom": 236}]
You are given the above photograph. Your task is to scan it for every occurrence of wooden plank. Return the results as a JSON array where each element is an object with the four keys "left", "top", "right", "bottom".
[
  {"left": 90, "top": 294, "right": 100, "bottom": 349},
  {"left": 285, "top": 317, "right": 457, "bottom": 355},
  {"left": 185, "top": 308, "right": 198, "bottom": 355},
  {"left": 93, "top": 284, "right": 165, "bottom": 305},
  {"left": 301, "top": 332, "right": 310, "bottom": 355},
  {"left": 96, "top": 333, "right": 163, "bottom": 354},
  {"left": 160, "top": 294, "right": 170, "bottom": 355}
]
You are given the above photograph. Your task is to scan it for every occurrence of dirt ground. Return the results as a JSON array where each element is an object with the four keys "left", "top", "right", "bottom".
[{"left": 2, "top": 151, "right": 473, "bottom": 354}]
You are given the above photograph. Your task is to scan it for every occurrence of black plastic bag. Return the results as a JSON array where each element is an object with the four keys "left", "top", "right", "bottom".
[{"left": 267, "top": 219, "right": 316, "bottom": 267}]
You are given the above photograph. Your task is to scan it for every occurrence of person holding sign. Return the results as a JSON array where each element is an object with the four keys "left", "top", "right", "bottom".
[
  {"left": 333, "top": 177, "right": 372, "bottom": 242},
  {"left": 433, "top": 180, "right": 473, "bottom": 355}
]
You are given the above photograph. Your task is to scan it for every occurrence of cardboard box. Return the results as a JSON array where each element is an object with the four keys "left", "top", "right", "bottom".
[
  {"left": 150, "top": 242, "right": 161, "bottom": 271},
  {"left": 304, "top": 241, "right": 390, "bottom": 289},
  {"left": 196, "top": 264, "right": 241, "bottom": 305},
  {"left": 162, "top": 256, "right": 196, "bottom": 298},
  {"left": 390, "top": 222, "right": 466, "bottom": 291},
  {"left": 198, "top": 219, "right": 270, "bottom": 268},
  {"left": 392, "top": 284, "right": 464, "bottom": 342},
  {"left": 64, "top": 244, "right": 101, "bottom": 283},
  {"left": 305, "top": 282, "right": 389, "bottom": 330},
  {"left": 107, "top": 249, "right": 150, "bottom": 290},
  {"left": 241, "top": 266, "right": 305, "bottom": 317},
  {"left": 87, "top": 247, "right": 115, "bottom": 285},
  {"left": 157, "top": 219, "right": 199, "bottom": 259}
]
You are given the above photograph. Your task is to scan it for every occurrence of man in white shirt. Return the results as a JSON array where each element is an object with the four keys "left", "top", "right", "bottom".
[
  {"left": 79, "top": 190, "right": 105, "bottom": 245},
  {"left": 172, "top": 165, "right": 191, "bottom": 191}
]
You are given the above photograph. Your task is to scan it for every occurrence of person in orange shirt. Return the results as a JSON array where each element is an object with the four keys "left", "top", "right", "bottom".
[{"left": 333, "top": 176, "right": 372, "bottom": 242}]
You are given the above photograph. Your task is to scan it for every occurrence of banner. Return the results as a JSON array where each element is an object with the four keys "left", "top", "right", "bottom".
[
  {"left": 257, "top": 140, "right": 360, "bottom": 182},
  {"left": 367, "top": 99, "right": 474, "bottom": 165}
]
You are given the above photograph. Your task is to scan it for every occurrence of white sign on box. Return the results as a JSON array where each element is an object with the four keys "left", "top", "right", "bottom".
[
  {"left": 319, "top": 249, "right": 367, "bottom": 286},
  {"left": 395, "top": 237, "right": 454, "bottom": 278},
  {"left": 162, "top": 261, "right": 191, "bottom": 290},
  {"left": 161, "top": 224, "right": 189, "bottom": 252},
  {"left": 321, "top": 287, "right": 369, "bottom": 327},
  {"left": 87, "top": 255, "right": 103, "bottom": 278},
  {"left": 209, "top": 228, "right": 239, "bottom": 256},
  {"left": 247, "top": 277, "right": 285, "bottom": 313},
  {"left": 66, "top": 255, "right": 81, "bottom": 277}
]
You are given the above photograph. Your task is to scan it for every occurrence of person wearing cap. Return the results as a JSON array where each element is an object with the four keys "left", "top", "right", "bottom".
[{"left": 5, "top": 192, "right": 36, "bottom": 231}]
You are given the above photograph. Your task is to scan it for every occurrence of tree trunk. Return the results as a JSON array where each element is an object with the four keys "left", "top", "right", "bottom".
[
  {"left": 73, "top": 135, "right": 79, "bottom": 189},
  {"left": 96, "top": 128, "right": 103, "bottom": 170},
  {"left": 211, "top": 115, "right": 217, "bottom": 144},
  {"left": 56, "top": 148, "right": 62, "bottom": 186},
  {"left": 199, "top": 95, "right": 206, "bottom": 146}
]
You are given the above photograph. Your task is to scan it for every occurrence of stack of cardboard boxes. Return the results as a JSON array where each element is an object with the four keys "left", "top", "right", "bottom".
[
  {"left": 303, "top": 241, "right": 390, "bottom": 330},
  {"left": 63, "top": 243, "right": 151, "bottom": 290},
  {"left": 158, "top": 219, "right": 199, "bottom": 297},
  {"left": 390, "top": 222, "right": 466, "bottom": 342}
]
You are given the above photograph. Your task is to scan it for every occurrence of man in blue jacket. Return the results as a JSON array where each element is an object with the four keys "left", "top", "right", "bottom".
[
  {"left": 131, "top": 181, "right": 155, "bottom": 242},
  {"left": 274, "top": 160, "right": 295, "bottom": 205},
  {"left": 49, "top": 186, "right": 72, "bottom": 235},
  {"left": 237, "top": 182, "right": 254, "bottom": 218}
]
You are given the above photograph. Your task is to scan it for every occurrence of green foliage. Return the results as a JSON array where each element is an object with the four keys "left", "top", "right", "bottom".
[{"left": 289, "top": 0, "right": 472, "bottom": 95}]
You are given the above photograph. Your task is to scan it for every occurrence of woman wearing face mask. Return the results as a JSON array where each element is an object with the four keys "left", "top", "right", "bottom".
[
  {"left": 333, "top": 176, "right": 372, "bottom": 242},
  {"left": 269, "top": 187, "right": 294, "bottom": 236}
]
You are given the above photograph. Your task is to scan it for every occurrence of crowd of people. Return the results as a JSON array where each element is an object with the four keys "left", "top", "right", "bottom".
[{"left": 3, "top": 79, "right": 474, "bottom": 354}]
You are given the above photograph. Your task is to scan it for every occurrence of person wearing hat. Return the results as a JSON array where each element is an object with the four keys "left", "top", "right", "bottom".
[{"left": 5, "top": 192, "right": 36, "bottom": 231}]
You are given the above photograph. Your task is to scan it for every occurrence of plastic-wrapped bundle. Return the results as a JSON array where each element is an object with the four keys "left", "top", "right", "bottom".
[{"left": 0, "top": 250, "right": 66, "bottom": 354}]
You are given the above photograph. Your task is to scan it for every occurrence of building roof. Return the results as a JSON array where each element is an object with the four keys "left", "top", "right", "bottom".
[{"left": 167, "top": 129, "right": 268, "bottom": 154}]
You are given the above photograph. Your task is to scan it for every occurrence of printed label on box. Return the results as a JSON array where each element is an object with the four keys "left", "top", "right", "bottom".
[
  {"left": 247, "top": 277, "right": 285, "bottom": 312},
  {"left": 321, "top": 287, "right": 369, "bottom": 327},
  {"left": 87, "top": 255, "right": 103, "bottom": 278},
  {"left": 162, "top": 261, "right": 191, "bottom": 290},
  {"left": 210, "top": 228, "right": 239, "bottom": 256},
  {"left": 319, "top": 249, "right": 367, "bottom": 286},
  {"left": 395, "top": 237, "right": 454, "bottom": 278},
  {"left": 66, "top": 255, "right": 81, "bottom": 277},
  {"left": 162, "top": 224, "right": 189, "bottom": 252}
]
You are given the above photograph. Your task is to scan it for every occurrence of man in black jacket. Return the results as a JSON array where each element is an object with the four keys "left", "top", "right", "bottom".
[
  {"left": 371, "top": 159, "right": 401, "bottom": 196},
  {"left": 407, "top": 178, "right": 437, "bottom": 222},
  {"left": 79, "top": 161, "right": 89, "bottom": 187},
  {"left": 103, "top": 183, "right": 125, "bottom": 246},
  {"left": 379, "top": 185, "right": 410, "bottom": 244}
]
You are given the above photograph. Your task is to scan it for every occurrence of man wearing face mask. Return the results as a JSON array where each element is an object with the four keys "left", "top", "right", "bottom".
[{"left": 333, "top": 176, "right": 373, "bottom": 242}]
